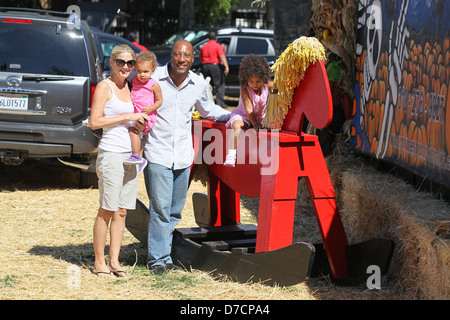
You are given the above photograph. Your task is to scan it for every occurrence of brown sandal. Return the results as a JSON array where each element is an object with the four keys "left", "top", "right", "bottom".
[
  {"left": 108, "top": 266, "right": 128, "bottom": 278},
  {"left": 94, "top": 270, "right": 115, "bottom": 278},
  {"left": 111, "top": 270, "right": 127, "bottom": 277}
]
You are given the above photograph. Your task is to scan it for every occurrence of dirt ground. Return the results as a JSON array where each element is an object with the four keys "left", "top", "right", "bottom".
[{"left": 0, "top": 158, "right": 413, "bottom": 301}]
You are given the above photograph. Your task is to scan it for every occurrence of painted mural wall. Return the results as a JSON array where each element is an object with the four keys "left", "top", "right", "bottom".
[{"left": 352, "top": 0, "right": 450, "bottom": 187}]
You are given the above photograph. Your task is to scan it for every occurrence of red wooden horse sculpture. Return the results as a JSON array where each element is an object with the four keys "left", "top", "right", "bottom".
[{"left": 190, "top": 60, "right": 352, "bottom": 279}]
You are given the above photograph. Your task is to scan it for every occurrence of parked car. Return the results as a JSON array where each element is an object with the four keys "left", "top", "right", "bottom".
[
  {"left": 90, "top": 26, "right": 142, "bottom": 78},
  {"left": 154, "top": 27, "right": 276, "bottom": 97},
  {"left": 162, "top": 28, "right": 211, "bottom": 48},
  {"left": 0, "top": 7, "right": 141, "bottom": 187}
]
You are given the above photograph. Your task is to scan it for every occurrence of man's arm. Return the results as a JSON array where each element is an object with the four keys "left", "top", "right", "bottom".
[{"left": 194, "top": 80, "right": 230, "bottom": 122}]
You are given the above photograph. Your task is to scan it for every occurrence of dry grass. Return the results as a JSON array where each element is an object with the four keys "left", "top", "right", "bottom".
[
  {"left": 327, "top": 154, "right": 450, "bottom": 299},
  {"left": 0, "top": 152, "right": 447, "bottom": 300}
]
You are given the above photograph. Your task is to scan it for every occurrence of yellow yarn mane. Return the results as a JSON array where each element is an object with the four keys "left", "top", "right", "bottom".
[{"left": 262, "top": 36, "right": 326, "bottom": 129}]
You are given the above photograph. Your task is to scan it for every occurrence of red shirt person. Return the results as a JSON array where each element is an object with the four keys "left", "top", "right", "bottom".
[
  {"left": 199, "top": 31, "right": 229, "bottom": 108},
  {"left": 128, "top": 32, "right": 148, "bottom": 51}
]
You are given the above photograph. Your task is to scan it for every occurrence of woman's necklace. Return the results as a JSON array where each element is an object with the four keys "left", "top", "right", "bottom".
[{"left": 108, "top": 76, "right": 127, "bottom": 90}]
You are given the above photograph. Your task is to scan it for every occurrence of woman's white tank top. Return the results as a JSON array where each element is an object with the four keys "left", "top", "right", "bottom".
[{"left": 98, "top": 80, "right": 134, "bottom": 153}]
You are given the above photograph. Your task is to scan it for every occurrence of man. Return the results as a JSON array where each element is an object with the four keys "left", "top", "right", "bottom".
[
  {"left": 127, "top": 31, "right": 148, "bottom": 51},
  {"left": 143, "top": 40, "right": 230, "bottom": 274},
  {"left": 199, "top": 31, "right": 229, "bottom": 108}
]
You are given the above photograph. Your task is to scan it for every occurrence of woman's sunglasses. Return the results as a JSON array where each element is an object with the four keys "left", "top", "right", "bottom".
[{"left": 114, "top": 59, "right": 136, "bottom": 68}]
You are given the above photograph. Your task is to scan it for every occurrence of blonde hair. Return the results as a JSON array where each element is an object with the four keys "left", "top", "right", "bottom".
[
  {"left": 136, "top": 51, "right": 159, "bottom": 68},
  {"left": 111, "top": 44, "right": 135, "bottom": 60}
]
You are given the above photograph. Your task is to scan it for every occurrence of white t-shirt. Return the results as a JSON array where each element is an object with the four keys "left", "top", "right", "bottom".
[{"left": 98, "top": 80, "right": 134, "bottom": 153}]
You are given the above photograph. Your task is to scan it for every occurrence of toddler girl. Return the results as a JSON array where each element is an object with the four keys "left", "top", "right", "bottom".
[
  {"left": 224, "top": 54, "right": 273, "bottom": 167},
  {"left": 124, "top": 51, "right": 162, "bottom": 173}
]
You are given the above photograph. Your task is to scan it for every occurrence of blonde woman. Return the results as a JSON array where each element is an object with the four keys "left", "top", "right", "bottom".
[{"left": 90, "top": 45, "right": 149, "bottom": 278}]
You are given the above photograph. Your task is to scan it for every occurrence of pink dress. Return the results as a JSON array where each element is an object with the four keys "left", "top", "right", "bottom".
[
  {"left": 131, "top": 76, "right": 158, "bottom": 134},
  {"left": 226, "top": 84, "right": 269, "bottom": 127}
]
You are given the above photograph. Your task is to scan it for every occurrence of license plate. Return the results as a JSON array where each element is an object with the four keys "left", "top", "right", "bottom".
[{"left": 0, "top": 94, "right": 28, "bottom": 110}]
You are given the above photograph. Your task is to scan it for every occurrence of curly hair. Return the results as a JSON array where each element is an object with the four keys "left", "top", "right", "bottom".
[
  {"left": 238, "top": 54, "right": 271, "bottom": 86},
  {"left": 136, "top": 50, "right": 159, "bottom": 68}
]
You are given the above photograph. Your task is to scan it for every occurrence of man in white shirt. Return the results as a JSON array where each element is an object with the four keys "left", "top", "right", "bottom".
[{"left": 143, "top": 40, "right": 230, "bottom": 274}]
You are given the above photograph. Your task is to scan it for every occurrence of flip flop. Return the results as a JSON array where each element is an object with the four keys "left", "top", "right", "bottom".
[
  {"left": 111, "top": 270, "right": 128, "bottom": 278},
  {"left": 108, "top": 266, "right": 128, "bottom": 278},
  {"left": 94, "top": 270, "right": 115, "bottom": 279}
]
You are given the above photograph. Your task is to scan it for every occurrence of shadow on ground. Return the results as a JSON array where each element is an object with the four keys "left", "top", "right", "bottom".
[{"left": 0, "top": 159, "right": 81, "bottom": 190}]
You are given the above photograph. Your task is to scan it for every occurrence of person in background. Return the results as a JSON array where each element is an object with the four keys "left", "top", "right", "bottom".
[
  {"left": 128, "top": 31, "right": 148, "bottom": 51},
  {"left": 90, "top": 44, "right": 149, "bottom": 278},
  {"left": 199, "top": 31, "right": 229, "bottom": 108},
  {"left": 143, "top": 40, "right": 230, "bottom": 275}
]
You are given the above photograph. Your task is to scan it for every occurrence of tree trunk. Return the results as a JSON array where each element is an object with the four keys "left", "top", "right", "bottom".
[{"left": 179, "top": 0, "right": 195, "bottom": 29}]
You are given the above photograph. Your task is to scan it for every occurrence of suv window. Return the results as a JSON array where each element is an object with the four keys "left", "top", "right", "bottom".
[
  {"left": 217, "top": 37, "right": 231, "bottom": 54},
  {"left": 0, "top": 24, "right": 90, "bottom": 76},
  {"left": 194, "top": 37, "right": 231, "bottom": 54},
  {"left": 165, "top": 30, "right": 209, "bottom": 47},
  {"left": 95, "top": 34, "right": 130, "bottom": 59},
  {"left": 235, "top": 37, "right": 269, "bottom": 55}
]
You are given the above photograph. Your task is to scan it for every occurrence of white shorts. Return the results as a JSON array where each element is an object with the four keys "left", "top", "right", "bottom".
[{"left": 96, "top": 150, "right": 139, "bottom": 211}]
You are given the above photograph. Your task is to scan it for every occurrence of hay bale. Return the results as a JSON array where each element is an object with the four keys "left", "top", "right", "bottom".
[
  {"left": 327, "top": 154, "right": 449, "bottom": 299},
  {"left": 191, "top": 163, "right": 209, "bottom": 187}
]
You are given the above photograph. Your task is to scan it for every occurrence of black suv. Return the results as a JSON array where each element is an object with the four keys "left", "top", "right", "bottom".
[
  {"left": 0, "top": 7, "right": 140, "bottom": 187},
  {"left": 154, "top": 27, "right": 276, "bottom": 97}
]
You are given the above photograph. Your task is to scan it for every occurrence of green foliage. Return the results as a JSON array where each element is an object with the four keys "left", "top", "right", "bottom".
[
  {"left": 195, "top": 0, "right": 240, "bottom": 26},
  {"left": 0, "top": 275, "right": 19, "bottom": 289},
  {"left": 150, "top": 273, "right": 201, "bottom": 290}
]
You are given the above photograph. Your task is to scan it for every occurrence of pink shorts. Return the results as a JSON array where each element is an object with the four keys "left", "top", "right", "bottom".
[{"left": 225, "top": 109, "right": 264, "bottom": 128}]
